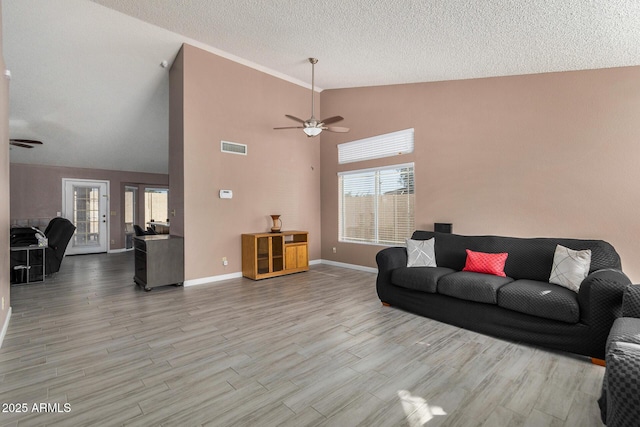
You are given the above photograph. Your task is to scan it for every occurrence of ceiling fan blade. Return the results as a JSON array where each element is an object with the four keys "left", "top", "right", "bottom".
[
  {"left": 325, "top": 126, "right": 350, "bottom": 133},
  {"left": 285, "top": 115, "right": 306, "bottom": 124},
  {"left": 9, "top": 141, "right": 35, "bottom": 148},
  {"left": 320, "top": 116, "right": 344, "bottom": 125},
  {"left": 274, "top": 126, "right": 304, "bottom": 130},
  {"left": 10, "top": 139, "right": 43, "bottom": 145}
]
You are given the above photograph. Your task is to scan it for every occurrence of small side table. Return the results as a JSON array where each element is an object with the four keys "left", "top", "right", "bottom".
[
  {"left": 10, "top": 245, "right": 45, "bottom": 284},
  {"left": 133, "top": 235, "right": 184, "bottom": 291}
]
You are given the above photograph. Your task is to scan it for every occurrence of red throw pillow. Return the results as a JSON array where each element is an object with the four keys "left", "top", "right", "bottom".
[{"left": 462, "top": 249, "right": 508, "bottom": 277}]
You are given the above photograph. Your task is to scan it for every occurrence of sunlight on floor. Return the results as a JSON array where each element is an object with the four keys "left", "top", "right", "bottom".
[{"left": 398, "top": 390, "right": 447, "bottom": 426}]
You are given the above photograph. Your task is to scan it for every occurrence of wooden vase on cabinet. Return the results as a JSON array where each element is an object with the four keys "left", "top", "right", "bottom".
[{"left": 270, "top": 215, "right": 282, "bottom": 233}]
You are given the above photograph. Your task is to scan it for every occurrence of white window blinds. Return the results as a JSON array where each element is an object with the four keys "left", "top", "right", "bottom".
[
  {"left": 338, "top": 128, "right": 414, "bottom": 164},
  {"left": 338, "top": 163, "right": 415, "bottom": 245}
]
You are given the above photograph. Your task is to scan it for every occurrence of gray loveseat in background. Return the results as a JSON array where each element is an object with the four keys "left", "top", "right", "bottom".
[
  {"left": 376, "top": 231, "right": 631, "bottom": 360},
  {"left": 599, "top": 284, "right": 640, "bottom": 426}
]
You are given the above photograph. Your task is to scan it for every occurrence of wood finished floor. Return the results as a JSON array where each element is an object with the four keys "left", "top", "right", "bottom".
[{"left": 0, "top": 252, "right": 605, "bottom": 426}]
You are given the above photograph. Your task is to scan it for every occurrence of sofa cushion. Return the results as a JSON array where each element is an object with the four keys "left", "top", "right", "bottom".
[
  {"left": 497, "top": 279, "right": 580, "bottom": 323},
  {"left": 406, "top": 238, "right": 436, "bottom": 267},
  {"left": 391, "top": 266, "right": 455, "bottom": 293},
  {"left": 462, "top": 249, "right": 508, "bottom": 277},
  {"left": 437, "top": 271, "right": 513, "bottom": 304}
]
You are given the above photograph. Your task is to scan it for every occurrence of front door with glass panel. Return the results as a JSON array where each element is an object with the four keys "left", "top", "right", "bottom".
[{"left": 63, "top": 179, "right": 109, "bottom": 254}]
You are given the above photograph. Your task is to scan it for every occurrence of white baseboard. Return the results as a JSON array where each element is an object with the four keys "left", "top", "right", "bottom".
[
  {"left": 319, "top": 259, "right": 378, "bottom": 273},
  {"left": 183, "top": 272, "right": 243, "bottom": 287},
  {"left": 108, "top": 248, "right": 130, "bottom": 254},
  {"left": 183, "top": 258, "right": 376, "bottom": 287},
  {"left": 0, "top": 307, "right": 12, "bottom": 349}
]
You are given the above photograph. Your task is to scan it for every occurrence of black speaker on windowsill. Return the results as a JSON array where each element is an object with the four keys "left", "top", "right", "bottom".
[{"left": 434, "top": 223, "right": 452, "bottom": 233}]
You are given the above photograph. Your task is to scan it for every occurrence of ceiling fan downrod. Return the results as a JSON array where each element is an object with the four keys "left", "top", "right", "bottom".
[{"left": 309, "top": 58, "right": 317, "bottom": 122}]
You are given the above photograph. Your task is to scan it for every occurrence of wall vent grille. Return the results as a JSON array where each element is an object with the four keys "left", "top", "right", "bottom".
[{"left": 221, "top": 140, "right": 247, "bottom": 155}]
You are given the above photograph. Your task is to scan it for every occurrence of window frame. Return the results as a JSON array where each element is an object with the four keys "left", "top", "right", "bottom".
[{"left": 338, "top": 162, "right": 415, "bottom": 246}]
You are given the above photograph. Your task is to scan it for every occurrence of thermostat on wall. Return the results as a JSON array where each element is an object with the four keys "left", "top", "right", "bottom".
[{"left": 219, "top": 190, "right": 233, "bottom": 199}]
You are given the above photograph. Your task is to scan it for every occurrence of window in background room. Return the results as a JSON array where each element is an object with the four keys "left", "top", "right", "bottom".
[
  {"left": 339, "top": 163, "right": 415, "bottom": 245},
  {"left": 124, "top": 186, "right": 137, "bottom": 248},
  {"left": 144, "top": 188, "right": 169, "bottom": 226},
  {"left": 124, "top": 186, "right": 137, "bottom": 229}
]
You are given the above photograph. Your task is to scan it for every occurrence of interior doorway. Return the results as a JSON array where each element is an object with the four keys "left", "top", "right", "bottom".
[
  {"left": 144, "top": 187, "right": 169, "bottom": 226},
  {"left": 62, "top": 178, "right": 109, "bottom": 255}
]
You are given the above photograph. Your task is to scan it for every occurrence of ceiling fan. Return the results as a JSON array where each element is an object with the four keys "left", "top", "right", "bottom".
[
  {"left": 9, "top": 139, "right": 43, "bottom": 148},
  {"left": 274, "top": 58, "right": 349, "bottom": 137}
]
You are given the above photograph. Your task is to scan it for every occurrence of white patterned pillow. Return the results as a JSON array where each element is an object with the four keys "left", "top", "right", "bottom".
[
  {"left": 406, "top": 238, "right": 437, "bottom": 267},
  {"left": 549, "top": 244, "right": 591, "bottom": 293}
]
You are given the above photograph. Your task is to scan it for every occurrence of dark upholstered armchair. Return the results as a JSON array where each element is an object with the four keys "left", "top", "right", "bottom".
[
  {"left": 599, "top": 284, "right": 640, "bottom": 426},
  {"left": 43, "top": 217, "right": 75, "bottom": 275},
  {"left": 133, "top": 225, "right": 157, "bottom": 236}
]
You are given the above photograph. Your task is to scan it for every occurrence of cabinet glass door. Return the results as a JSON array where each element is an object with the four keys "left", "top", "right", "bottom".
[
  {"left": 257, "top": 237, "right": 270, "bottom": 274},
  {"left": 272, "top": 236, "right": 284, "bottom": 272}
]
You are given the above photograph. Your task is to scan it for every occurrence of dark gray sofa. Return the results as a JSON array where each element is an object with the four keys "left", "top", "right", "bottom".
[
  {"left": 376, "top": 231, "right": 631, "bottom": 360},
  {"left": 599, "top": 284, "right": 640, "bottom": 426}
]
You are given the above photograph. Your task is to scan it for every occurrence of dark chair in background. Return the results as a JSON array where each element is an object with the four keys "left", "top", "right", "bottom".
[
  {"left": 134, "top": 225, "right": 157, "bottom": 236},
  {"left": 133, "top": 225, "right": 145, "bottom": 236},
  {"left": 43, "top": 217, "right": 76, "bottom": 275}
]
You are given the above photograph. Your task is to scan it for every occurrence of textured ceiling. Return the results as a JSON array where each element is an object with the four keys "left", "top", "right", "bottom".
[
  {"left": 4, "top": 0, "right": 640, "bottom": 173},
  {"left": 92, "top": 0, "right": 640, "bottom": 88}
]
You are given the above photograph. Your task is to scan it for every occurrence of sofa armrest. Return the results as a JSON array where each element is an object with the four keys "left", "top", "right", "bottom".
[
  {"left": 376, "top": 246, "right": 407, "bottom": 273},
  {"left": 622, "top": 284, "right": 640, "bottom": 318},
  {"left": 375, "top": 247, "right": 407, "bottom": 303},
  {"left": 577, "top": 269, "right": 631, "bottom": 359},
  {"left": 579, "top": 269, "right": 631, "bottom": 324}
]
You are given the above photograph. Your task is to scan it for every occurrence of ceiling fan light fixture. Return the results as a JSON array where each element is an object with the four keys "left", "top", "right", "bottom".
[{"left": 303, "top": 127, "right": 322, "bottom": 137}]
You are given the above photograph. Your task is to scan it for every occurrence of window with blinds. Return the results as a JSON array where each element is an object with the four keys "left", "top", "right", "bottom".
[
  {"left": 338, "top": 163, "right": 415, "bottom": 245},
  {"left": 338, "top": 128, "right": 414, "bottom": 164}
]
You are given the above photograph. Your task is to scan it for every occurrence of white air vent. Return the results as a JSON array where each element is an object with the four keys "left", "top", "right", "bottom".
[{"left": 221, "top": 140, "right": 247, "bottom": 155}]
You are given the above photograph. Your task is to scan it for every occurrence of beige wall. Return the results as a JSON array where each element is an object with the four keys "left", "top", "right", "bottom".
[
  {"left": 10, "top": 163, "right": 168, "bottom": 249},
  {"left": 172, "top": 44, "right": 321, "bottom": 281},
  {"left": 0, "top": 3, "right": 11, "bottom": 340},
  {"left": 321, "top": 66, "right": 640, "bottom": 282},
  {"left": 168, "top": 47, "right": 185, "bottom": 237}
]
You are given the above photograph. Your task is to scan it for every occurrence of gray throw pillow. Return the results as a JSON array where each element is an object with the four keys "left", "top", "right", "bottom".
[{"left": 406, "top": 238, "right": 437, "bottom": 267}]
